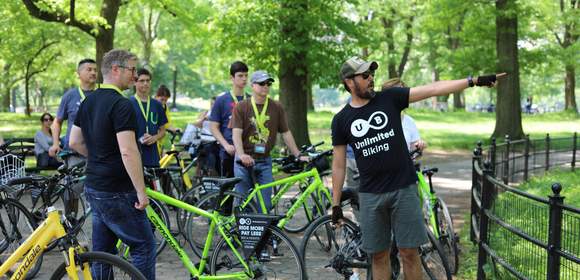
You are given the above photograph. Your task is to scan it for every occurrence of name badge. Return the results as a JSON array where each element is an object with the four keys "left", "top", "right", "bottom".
[{"left": 254, "top": 143, "right": 266, "bottom": 154}]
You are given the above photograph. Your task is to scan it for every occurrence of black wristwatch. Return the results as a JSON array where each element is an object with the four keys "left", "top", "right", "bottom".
[{"left": 467, "top": 76, "right": 475, "bottom": 87}]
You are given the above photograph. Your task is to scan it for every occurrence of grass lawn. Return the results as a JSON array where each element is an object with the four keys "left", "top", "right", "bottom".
[
  {"left": 1, "top": 110, "right": 578, "bottom": 151},
  {"left": 456, "top": 169, "right": 579, "bottom": 280}
]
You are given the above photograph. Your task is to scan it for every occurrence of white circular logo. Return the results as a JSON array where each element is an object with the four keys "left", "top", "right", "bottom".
[
  {"left": 350, "top": 111, "right": 388, "bottom": 138},
  {"left": 239, "top": 218, "right": 252, "bottom": 225}
]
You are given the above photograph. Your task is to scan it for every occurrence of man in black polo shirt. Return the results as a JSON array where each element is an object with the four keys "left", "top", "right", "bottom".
[
  {"left": 69, "top": 49, "right": 155, "bottom": 280},
  {"left": 331, "top": 56, "right": 505, "bottom": 279}
]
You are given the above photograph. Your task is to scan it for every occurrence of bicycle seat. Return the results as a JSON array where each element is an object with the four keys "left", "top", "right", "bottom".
[
  {"left": 422, "top": 167, "right": 439, "bottom": 176},
  {"left": 202, "top": 177, "right": 242, "bottom": 193},
  {"left": 165, "top": 150, "right": 180, "bottom": 156},
  {"left": 6, "top": 176, "right": 46, "bottom": 186}
]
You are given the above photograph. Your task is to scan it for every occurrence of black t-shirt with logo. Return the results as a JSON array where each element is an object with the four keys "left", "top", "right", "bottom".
[
  {"left": 74, "top": 88, "right": 138, "bottom": 193},
  {"left": 331, "top": 87, "right": 417, "bottom": 193}
]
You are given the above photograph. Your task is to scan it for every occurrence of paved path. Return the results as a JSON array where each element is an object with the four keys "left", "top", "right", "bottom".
[{"left": 31, "top": 150, "right": 476, "bottom": 279}]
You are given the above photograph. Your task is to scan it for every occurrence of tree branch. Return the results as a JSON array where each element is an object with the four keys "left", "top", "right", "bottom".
[
  {"left": 21, "top": 0, "right": 96, "bottom": 37},
  {"left": 554, "top": 32, "right": 564, "bottom": 46}
]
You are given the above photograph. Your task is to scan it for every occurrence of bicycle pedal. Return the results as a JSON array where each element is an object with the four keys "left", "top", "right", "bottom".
[{"left": 258, "top": 251, "right": 271, "bottom": 262}]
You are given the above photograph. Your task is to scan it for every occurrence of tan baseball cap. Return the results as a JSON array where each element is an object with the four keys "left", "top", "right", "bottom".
[{"left": 340, "top": 56, "right": 378, "bottom": 79}]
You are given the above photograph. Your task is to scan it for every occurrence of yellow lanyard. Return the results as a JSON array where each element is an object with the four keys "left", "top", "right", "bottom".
[
  {"left": 135, "top": 95, "right": 151, "bottom": 134},
  {"left": 99, "top": 84, "right": 123, "bottom": 94},
  {"left": 78, "top": 84, "right": 98, "bottom": 101},
  {"left": 229, "top": 91, "right": 246, "bottom": 104},
  {"left": 251, "top": 96, "right": 269, "bottom": 140}
]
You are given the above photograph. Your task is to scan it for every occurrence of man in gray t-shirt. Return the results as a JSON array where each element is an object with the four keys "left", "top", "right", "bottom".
[{"left": 49, "top": 59, "right": 98, "bottom": 156}]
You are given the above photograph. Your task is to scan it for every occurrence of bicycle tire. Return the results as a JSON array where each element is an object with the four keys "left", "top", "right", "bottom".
[
  {"left": 274, "top": 181, "right": 329, "bottom": 234},
  {"left": 210, "top": 225, "right": 305, "bottom": 279},
  {"left": 50, "top": 251, "right": 146, "bottom": 280},
  {"left": 184, "top": 190, "right": 257, "bottom": 258},
  {"left": 175, "top": 183, "right": 206, "bottom": 235},
  {"left": 420, "top": 229, "right": 452, "bottom": 280},
  {"left": 435, "top": 197, "right": 459, "bottom": 274},
  {"left": 0, "top": 198, "right": 42, "bottom": 279},
  {"left": 149, "top": 198, "right": 169, "bottom": 257},
  {"left": 300, "top": 215, "right": 371, "bottom": 280}
]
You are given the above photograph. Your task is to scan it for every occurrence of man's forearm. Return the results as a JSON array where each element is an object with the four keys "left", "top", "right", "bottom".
[
  {"left": 281, "top": 131, "right": 300, "bottom": 156},
  {"left": 121, "top": 149, "right": 146, "bottom": 194},
  {"left": 210, "top": 122, "right": 229, "bottom": 147},
  {"left": 232, "top": 129, "right": 245, "bottom": 156},
  {"left": 332, "top": 167, "right": 346, "bottom": 206},
  {"left": 409, "top": 79, "right": 470, "bottom": 103},
  {"left": 157, "top": 126, "right": 166, "bottom": 141},
  {"left": 51, "top": 120, "right": 62, "bottom": 147}
]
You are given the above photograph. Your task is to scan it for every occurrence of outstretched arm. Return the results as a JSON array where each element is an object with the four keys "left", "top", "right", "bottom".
[{"left": 409, "top": 73, "right": 506, "bottom": 103}]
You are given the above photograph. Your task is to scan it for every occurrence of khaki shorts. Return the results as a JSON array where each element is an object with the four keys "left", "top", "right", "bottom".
[{"left": 358, "top": 184, "right": 427, "bottom": 254}]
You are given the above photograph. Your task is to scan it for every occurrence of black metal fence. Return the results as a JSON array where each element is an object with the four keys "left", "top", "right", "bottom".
[{"left": 471, "top": 133, "right": 579, "bottom": 280}]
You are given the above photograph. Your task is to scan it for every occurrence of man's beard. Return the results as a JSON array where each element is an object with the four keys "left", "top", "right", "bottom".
[{"left": 354, "top": 81, "right": 375, "bottom": 99}]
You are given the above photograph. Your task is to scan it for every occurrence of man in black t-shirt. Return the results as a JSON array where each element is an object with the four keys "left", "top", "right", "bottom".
[
  {"left": 331, "top": 56, "right": 505, "bottom": 279},
  {"left": 69, "top": 49, "right": 156, "bottom": 280}
]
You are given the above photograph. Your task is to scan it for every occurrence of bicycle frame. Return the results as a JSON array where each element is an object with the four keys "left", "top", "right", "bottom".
[
  {"left": 416, "top": 171, "right": 441, "bottom": 239},
  {"left": 0, "top": 209, "right": 87, "bottom": 279},
  {"left": 144, "top": 188, "right": 253, "bottom": 280},
  {"left": 239, "top": 167, "right": 332, "bottom": 229},
  {"left": 159, "top": 151, "right": 194, "bottom": 189}
]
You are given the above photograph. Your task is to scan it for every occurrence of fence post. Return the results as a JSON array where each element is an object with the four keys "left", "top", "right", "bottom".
[
  {"left": 572, "top": 132, "right": 577, "bottom": 171},
  {"left": 490, "top": 137, "right": 497, "bottom": 175},
  {"left": 477, "top": 161, "right": 494, "bottom": 280},
  {"left": 545, "top": 133, "right": 551, "bottom": 171},
  {"left": 547, "top": 183, "right": 564, "bottom": 280},
  {"left": 524, "top": 134, "right": 530, "bottom": 181},
  {"left": 503, "top": 135, "right": 510, "bottom": 184},
  {"left": 471, "top": 141, "right": 483, "bottom": 244}
]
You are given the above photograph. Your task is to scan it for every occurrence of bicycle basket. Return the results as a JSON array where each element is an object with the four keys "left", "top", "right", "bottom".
[{"left": 0, "top": 154, "right": 26, "bottom": 194}]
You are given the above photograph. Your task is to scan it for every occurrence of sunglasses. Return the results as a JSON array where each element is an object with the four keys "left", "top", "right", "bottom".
[
  {"left": 257, "top": 81, "right": 273, "bottom": 87},
  {"left": 43, "top": 118, "right": 53, "bottom": 122},
  {"left": 349, "top": 71, "right": 374, "bottom": 80}
]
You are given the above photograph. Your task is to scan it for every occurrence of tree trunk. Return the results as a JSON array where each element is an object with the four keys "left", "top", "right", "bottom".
[
  {"left": 24, "top": 75, "right": 31, "bottom": 116},
  {"left": 95, "top": 0, "right": 120, "bottom": 82},
  {"left": 492, "top": 0, "right": 524, "bottom": 139},
  {"left": 564, "top": 64, "right": 577, "bottom": 111},
  {"left": 1, "top": 64, "right": 12, "bottom": 111},
  {"left": 381, "top": 12, "right": 397, "bottom": 79},
  {"left": 279, "top": 0, "right": 310, "bottom": 147},
  {"left": 453, "top": 91, "right": 465, "bottom": 110}
]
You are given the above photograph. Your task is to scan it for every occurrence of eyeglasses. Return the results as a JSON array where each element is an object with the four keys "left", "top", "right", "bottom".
[
  {"left": 43, "top": 118, "right": 53, "bottom": 122},
  {"left": 119, "top": 65, "right": 137, "bottom": 74},
  {"left": 257, "top": 81, "right": 273, "bottom": 87},
  {"left": 137, "top": 79, "right": 151, "bottom": 83}
]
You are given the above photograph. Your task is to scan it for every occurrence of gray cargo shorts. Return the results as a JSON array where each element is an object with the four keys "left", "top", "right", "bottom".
[{"left": 358, "top": 184, "right": 427, "bottom": 254}]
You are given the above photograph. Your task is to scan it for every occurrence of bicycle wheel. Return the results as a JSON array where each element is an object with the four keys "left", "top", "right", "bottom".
[
  {"left": 50, "top": 251, "right": 146, "bottom": 280},
  {"left": 435, "top": 197, "right": 459, "bottom": 274},
  {"left": 300, "top": 215, "right": 371, "bottom": 280},
  {"left": 210, "top": 225, "right": 305, "bottom": 280},
  {"left": 175, "top": 183, "right": 206, "bottom": 235},
  {"left": 0, "top": 198, "right": 42, "bottom": 279},
  {"left": 275, "top": 182, "right": 328, "bottom": 234},
  {"left": 420, "top": 229, "right": 452, "bottom": 280},
  {"left": 184, "top": 191, "right": 257, "bottom": 258}
]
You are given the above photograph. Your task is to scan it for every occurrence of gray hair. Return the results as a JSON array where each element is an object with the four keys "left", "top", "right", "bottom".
[{"left": 101, "top": 49, "right": 137, "bottom": 77}]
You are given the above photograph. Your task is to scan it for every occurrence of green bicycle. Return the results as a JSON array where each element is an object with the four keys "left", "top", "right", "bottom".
[
  {"left": 185, "top": 148, "right": 333, "bottom": 258},
  {"left": 143, "top": 178, "right": 305, "bottom": 279},
  {"left": 412, "top": 149, "right": 459, "bottom": 275}
]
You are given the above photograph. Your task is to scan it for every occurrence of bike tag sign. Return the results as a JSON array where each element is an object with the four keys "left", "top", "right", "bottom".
[{"left": 236, "top": 213, "right": 276, "bottom": 258}]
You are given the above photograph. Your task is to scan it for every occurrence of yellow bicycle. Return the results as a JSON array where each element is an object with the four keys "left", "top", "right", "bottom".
[{"left": 0, "top": 206, "right": 145, "bottom": 280}]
